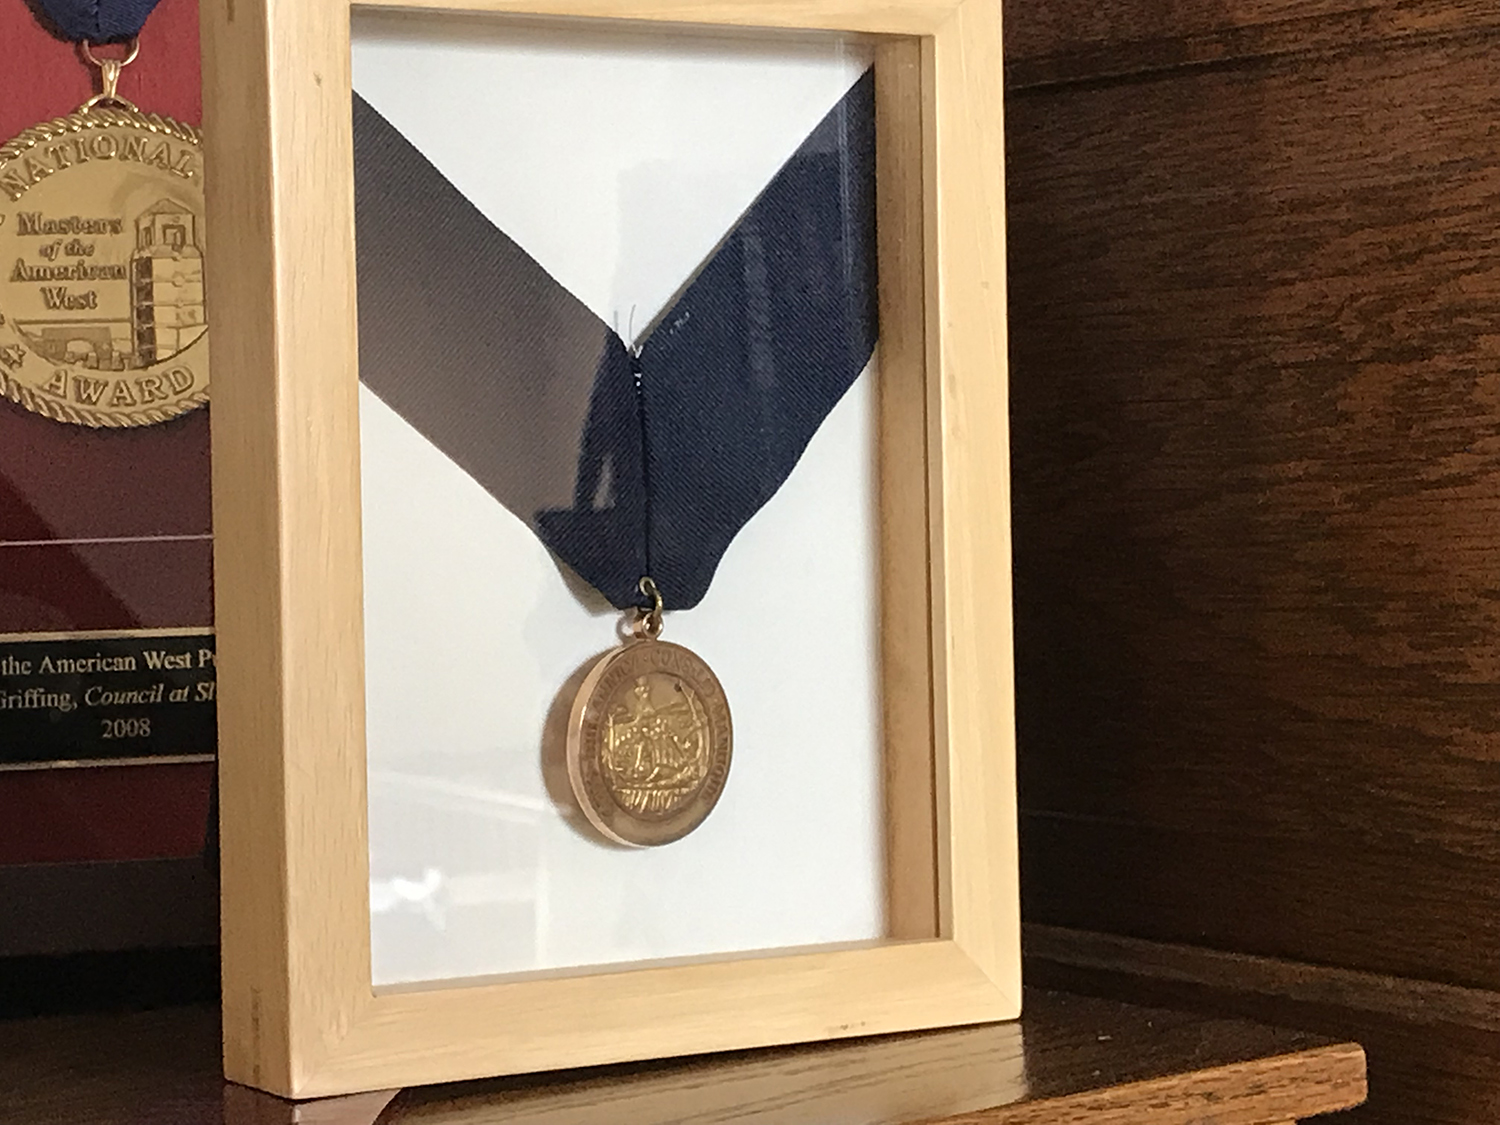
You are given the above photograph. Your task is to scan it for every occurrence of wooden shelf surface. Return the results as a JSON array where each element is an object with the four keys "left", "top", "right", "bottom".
[{"left": 1, "top": 989, "right": 1364, "bottom": 1124}]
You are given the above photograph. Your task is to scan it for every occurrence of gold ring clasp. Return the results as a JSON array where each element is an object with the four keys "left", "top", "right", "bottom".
[
  {"left": 633, "top": 576, "right": 664, "bottom": 641},
  {"left": 79, "top": 39, "right": 141, "bottom": 112}
]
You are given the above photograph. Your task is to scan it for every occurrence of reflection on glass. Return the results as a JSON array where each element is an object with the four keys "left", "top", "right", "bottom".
[{"left": 356, "top": 12, "right": 885, "bottom": 986}]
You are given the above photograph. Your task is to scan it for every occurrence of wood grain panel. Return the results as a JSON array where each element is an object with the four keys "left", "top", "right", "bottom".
[
  {"left": 1002, "top": 0, "right": 1500, "bottom": 86},
  {"left": 1007, "top": 27, "right": 1500, "bottom": 996},
  {"left": 382, "top": 994, "right": 1361, "bottom": 1125},
  {"left": 1028, "top": 926, "right": 1500, "bottom": 1036},
  {"left": 353, "top": 0, "right": 960, "bottom": 35},
  {"left": 1020, "top": 816, "right": 1500, "bottom": 989},
  {"left": 0, "top": 992, "right": 1364, "bottom": 1124},
  {"left": 1027, "top": 931, "right": 1496, "bottom": 1125},
  {"left": 876, "top": 34, "right": 941, "bottom": 941}
]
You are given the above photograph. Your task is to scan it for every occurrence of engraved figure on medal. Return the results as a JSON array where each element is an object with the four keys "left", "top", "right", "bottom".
[
  {"left": 566, "top": 578, "right": 733, "bottom": 847},
  {"left": 602, "top": 674, "right": 710, "bottom": 818},
  {"left": 0, "top": 40, "right": 208, "bottom": 428}
]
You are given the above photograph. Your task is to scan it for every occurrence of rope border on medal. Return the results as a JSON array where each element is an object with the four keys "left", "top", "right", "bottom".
[{"left": 0, "top": 105, "right": 209, "bottom": 429}]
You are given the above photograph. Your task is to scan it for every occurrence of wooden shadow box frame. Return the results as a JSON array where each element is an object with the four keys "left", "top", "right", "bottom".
[{"left": 201, "top": 0, "right": 1014, "bottom": 1100}]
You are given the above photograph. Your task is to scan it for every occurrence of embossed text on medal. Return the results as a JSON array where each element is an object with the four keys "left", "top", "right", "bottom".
[
  {"left": 568, "top": 641, "right": 733, "bottom": 847},
  {"left": 0, "top": 107, "right": 208, "bottom": 427}
]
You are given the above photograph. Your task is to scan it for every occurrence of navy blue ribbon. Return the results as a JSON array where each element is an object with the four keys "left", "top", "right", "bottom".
[
  {"left": 30, "top": 0, "right": 164, "bottom": 41},
  {"left": 353, "top": 70, "right": 877, "bottom": 611}
]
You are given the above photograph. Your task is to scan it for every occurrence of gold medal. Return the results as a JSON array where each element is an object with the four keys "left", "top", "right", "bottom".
[
  {"left": 567, "top": 579, "right": 733, "bottom": 847},
  {"left": 0, "top": 41, "right": 207, "bottom": 428}
]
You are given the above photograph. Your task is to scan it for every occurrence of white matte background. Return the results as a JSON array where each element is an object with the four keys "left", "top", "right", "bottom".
[{"left": 353, "top": 12, "right": 884, "bottom": 986}]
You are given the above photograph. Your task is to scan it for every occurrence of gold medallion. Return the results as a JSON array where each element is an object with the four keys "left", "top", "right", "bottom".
[
  {"left": 0, "top": 45, "right": 207, "bottom": 428},
  {"left": 567, "top": 629, "right": 733, "bottom": 847}
]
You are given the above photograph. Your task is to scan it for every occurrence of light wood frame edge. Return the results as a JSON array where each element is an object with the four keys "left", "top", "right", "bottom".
[{"left": 203, "top": 0, "right": 1014, "bottom": 1099}]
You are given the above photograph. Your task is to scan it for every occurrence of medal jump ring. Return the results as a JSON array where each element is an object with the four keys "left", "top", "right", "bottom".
[
  {"left": 633, "top": 576, "right": 665, "bottom": 641},
  {"left": 80, "top": 39, "right": 141, "bottom": 69}
]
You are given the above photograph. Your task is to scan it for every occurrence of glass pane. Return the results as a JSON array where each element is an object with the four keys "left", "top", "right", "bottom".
[{"left": 353, "top": 10, "right": 884, "bottom": 986}]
